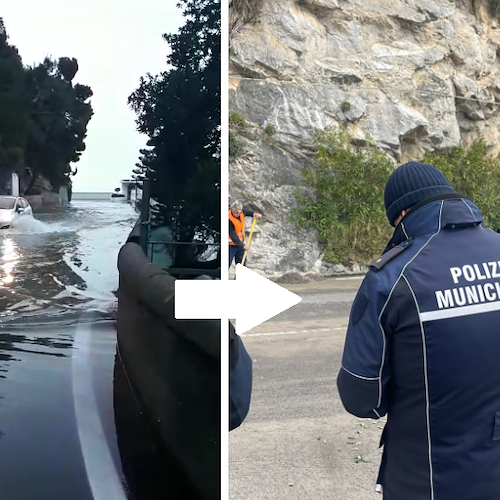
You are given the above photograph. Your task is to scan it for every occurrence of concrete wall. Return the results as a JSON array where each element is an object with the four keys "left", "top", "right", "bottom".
[
  {"left": 25, "top": 188, "right": 69, "bottom": 212},
  {"left": 11, "top": 173, "right": 19, "bottom": 196},
  {"left": 24, "top": 194, "right": 44, "bottom": 211},
  {"left": 116, "top": 242, "right": 221, "bottom": 500},
  {"left": 59, "top": 186, "right": 69, "bottom": 206}
]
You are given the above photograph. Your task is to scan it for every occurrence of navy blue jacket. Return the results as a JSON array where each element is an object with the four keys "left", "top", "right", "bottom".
[
  {"left": 230, "top": 322, "right": 252, "bottom": 430},
  {"left": 338, "top": 194, "right": 500, "bottom": 500}
]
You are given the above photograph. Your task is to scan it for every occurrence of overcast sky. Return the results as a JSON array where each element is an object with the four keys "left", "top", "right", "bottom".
[{"left": 1, "top": 0, "right": 183, "bottom": 192}]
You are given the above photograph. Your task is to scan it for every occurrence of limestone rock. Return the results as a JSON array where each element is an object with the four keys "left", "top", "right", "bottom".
[{"left": 229, "top": 0, "right": 500, "bottom": 279}]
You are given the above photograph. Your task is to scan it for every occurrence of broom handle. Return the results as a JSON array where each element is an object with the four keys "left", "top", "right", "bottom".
[{"left": 241, "top": 217, "right": 257, "bottom": 266}]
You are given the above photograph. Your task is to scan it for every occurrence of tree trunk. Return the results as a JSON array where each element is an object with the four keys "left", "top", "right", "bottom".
[{"left": 24, "top": 171, "right": 38, "bottom": 195}]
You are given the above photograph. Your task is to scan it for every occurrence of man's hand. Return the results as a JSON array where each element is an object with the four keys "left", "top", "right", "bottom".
[
  {"left": 253, "top": 213, "right": 262, "bottom": 219},
  {"left": 243, "top": 244, "right": 250, "bottom": 251}
]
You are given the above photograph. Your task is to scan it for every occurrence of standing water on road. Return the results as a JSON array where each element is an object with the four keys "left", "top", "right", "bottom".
[
  {"left": 0, "top": 194, "right": 137, "bottom": 326},
  {"left": 0, "top": 194, "right": 159, "bottom": 500}
]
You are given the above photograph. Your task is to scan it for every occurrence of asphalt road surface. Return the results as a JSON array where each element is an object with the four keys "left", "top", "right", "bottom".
[{"left": 229, "top": 276, "right": 385, "bottom": 500}]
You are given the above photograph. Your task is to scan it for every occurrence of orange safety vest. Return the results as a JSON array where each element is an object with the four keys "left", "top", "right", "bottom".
[{"left": 229, "top": 210, "right": 245, "bottom": 245}]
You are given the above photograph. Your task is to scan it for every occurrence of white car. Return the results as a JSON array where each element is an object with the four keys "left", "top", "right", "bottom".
[{"left": 0, "top": 196, "right": 33, "bottom": 228}]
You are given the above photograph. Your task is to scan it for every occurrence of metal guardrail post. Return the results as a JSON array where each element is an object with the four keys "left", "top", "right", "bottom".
[{"left": 139, "top": 178, "right": 151, "bottom": 255}]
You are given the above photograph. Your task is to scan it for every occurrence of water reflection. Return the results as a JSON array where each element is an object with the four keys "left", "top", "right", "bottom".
[
  {"left": 0, "top": 201, "right": 125, "bottom": 313},
  {"left": 0, "top": 237, "right": 19, "bottom": 286},
  {"left": 0, "top": 325, "right": 208, "bottom": 498},
  {"left": 0, "top": 333, "right": 71, "bottom": 358},
  {"left": 0, "top": 352, "right": 16, "bottom": 379},
  {"left": 0, "top": 199, "right": 139, "bottom": 496},
  {"left": 0, "top": 241, "right": 89, "bottom": 314},
  {"left": 0, "top": 331, "right": 72, "bottom": 386}
]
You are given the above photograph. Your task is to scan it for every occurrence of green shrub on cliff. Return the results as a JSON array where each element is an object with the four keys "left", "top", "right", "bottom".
[
  {"left": 292, "top": 127, "right": 393, "bottom": 264},
  {"left": 488, "top": 0, "right": 500, "bottom": 22},
  {"left": 229, "top": 0, "right": 263, "bottom": 23},
  {"left": 293, "top": 129, "right": 500, "bottom": 266},
  {"left": 425, "top": 138, "right": 500, "bottom": 231},
  {"left": 229, "top": 111, "right": 247, "bottom": 159}
]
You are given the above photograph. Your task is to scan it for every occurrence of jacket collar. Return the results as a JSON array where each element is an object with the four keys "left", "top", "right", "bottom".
[{"left": 385, "top": 193, "right": 483, "bottom": 251}]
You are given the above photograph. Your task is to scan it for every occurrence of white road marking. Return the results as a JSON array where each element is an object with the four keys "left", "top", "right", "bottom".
[
  {"left": 241, "top": 326, "right": 346, "bottom": 337},
  {"left": 333, "top": 276, "right": 364, "bottom": 281},
  {"left": 72, "top": 321, "right": 127, "bottom": 500}
]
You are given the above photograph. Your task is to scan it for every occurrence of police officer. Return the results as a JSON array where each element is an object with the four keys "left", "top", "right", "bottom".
[
  {"left": 230, "top": 321, "right": 252, "bottom": 430},
  {"left": 337, "top": 161, "right": 500, "bottom": 500}
]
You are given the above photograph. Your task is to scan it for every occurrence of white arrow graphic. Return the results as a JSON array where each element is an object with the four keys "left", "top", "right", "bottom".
[{"left": 175, "top": 264, "right": 302, "bottom": 333}]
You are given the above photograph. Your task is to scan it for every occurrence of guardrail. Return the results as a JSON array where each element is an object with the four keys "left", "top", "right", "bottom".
[
  {"left": 116, "top": 240, "right": 221, "bottom": 500},
  {"left": 137, "top": 180, "right": 221, "bottom": 277},
  {"left": 148, "top": 240, "right": 220, "bottom": 278}
]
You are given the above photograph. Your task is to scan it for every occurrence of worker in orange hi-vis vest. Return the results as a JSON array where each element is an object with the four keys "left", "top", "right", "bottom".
[{"left": 228, "top": 200, "right": 261, "bottom": 268}]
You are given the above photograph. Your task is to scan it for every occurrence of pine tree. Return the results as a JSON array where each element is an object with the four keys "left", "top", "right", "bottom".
[{"left": 129, "top": 0, "right": 221, "bottom": 268}]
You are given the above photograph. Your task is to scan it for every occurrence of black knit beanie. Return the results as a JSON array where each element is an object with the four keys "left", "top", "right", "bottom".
[{"left": 384, "top": 161, "right": 454, "bottom": 226}]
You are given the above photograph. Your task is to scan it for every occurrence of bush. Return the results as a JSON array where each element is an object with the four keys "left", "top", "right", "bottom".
[
  {"left": 229, "top": 131, "right": 243, "bottom": 158},
  {"left": 230, "top": 0, "right": 263, "bottom": 22},
  {"left": 264, "top": 124, "right": 276, "bottom": 137},
  {"left": 229, "top": 111, "right": 247, "bottom": 130},
  {"left": 340, "top": 101, "right": 351, "bottom": 112},
  {"left": 488, "top": 0, "right": 500, "bottom": 21},
  {"left": 229, "top": 111, "right": 247, "bottom": 159},
  {"left": 292, "top": 127, "right": 394, "bottom": 264},
  {"left": 425, "top": 138, "right": 500, "bottom": 231},
  {"left": 293, "top": 129, "right": 500, "bottom": 265}
]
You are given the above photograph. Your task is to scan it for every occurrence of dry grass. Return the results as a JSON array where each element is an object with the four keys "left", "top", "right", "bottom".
[{"left": 229, "top": 0, "right": 263, "bottom": 44}]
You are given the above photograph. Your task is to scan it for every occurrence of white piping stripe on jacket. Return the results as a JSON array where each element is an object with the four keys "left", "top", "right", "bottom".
[
  {"left": 375, "top": 201, "right": 444, "bottom": 410},
  {"left": 421, "top": 300, "right": 500, "bottom": 322},
  {"left": 341, "top": 365, "right": 380, "bottom": 381},
  {"left": 401, "top": 222, "right": 409, "bottom": 240},
  {"left": 462, "top": 198, "right": 476, "bottom": 219},
  {"left": 402, "top": 274, "right": 435, "bottom": 500}
]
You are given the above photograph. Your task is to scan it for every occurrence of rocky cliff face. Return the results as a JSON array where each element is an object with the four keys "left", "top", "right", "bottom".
[{"left": 229, "top": 0, "right": 500, "bottom": 278}]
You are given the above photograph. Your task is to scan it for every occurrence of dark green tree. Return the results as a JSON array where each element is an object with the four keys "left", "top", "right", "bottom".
[
  {"left": 132, "top": 147, "right": 156, "bottom": 182},
  {"left": 57, "top": 57, "right": 78, "bottom": 82},
  {"left": 129, "top": 0, "right": 220, "bottom": 268},
  {"left": 0, "top": 18, "right": 30, "bottom": 190},
  {"left": 0, "top": 18, "right": 93, "bottom": 195},
  {"left": 24, "top": 57, "right": 93, "bottom": 193}
]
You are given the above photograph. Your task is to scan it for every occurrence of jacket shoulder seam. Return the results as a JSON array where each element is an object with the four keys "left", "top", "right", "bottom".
[{"left": 376, "top": 202, "right": 444, "bottom": 409}]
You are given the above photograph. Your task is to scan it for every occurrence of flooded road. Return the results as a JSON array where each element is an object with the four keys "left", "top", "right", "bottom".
[
  {"left": 0, "top": 195, "right": 143, "bottom": 500},
  {"left": 0, "top": 195, "right": 137, "bottom": 325}
]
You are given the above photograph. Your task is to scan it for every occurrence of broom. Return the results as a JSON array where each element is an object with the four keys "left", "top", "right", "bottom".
[{"left": 241, "top": 217, "right": 257, "bottom": 266}]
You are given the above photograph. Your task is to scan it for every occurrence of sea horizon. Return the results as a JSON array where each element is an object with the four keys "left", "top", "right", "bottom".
[{"left": 72, "top": 192, "right": 116, "bottom": 201}]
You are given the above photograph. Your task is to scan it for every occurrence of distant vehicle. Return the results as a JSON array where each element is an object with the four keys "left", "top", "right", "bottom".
[
  {"left": 0, "top": 196, "right": 33, "bottom": 229},
  {"left": 111, "top": 187, "right": 126, "bottom": 200}
]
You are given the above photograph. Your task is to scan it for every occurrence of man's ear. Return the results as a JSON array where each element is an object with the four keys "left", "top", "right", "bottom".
[{"left": 394, "top": 209, "right": 408, "bottom": 227}]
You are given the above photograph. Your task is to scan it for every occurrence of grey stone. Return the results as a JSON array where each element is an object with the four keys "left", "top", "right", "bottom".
[
  {"left": 302, "top": 0, "right": 340, "bottom": 9},
  {"left": 394, "top": 6, "right": 427, "bottom": 24},
  {"left": 229, "top": 0, "right": 500, "bottom": 278},
  {"left": 414, "top": 0, "right": 455, "bottom": 20},
  {"left": 362, "top": 96, "right": 428, "bottom": 152},
  {"left": 453, "top": 73, "right": 479, "bottom": 97}
]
